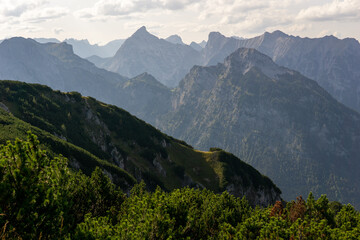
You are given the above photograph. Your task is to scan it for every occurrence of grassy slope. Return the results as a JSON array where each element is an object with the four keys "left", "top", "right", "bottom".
[
  {"left": 0, "top": 80, "right": 280, "bottom": 197},
  {"left": 0, "top": 108, "right": 136, "bottom": 189}
]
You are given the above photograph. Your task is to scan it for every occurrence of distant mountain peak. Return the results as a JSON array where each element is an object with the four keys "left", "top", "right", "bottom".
[
  {"left": 65, "top": 38, "right": 91, "bottom": 45},
  {"left": 165, "top": 35, "right": 184, "bottom": 45},
  {"left": 53, "top": 42, "right": 74, "bottom": 54},
  {"left": 208, "top": 32, "right": 226, "bottom": 41},
  {"left": 224, "top": 48, "right": 287, "bottom": 78},
  {"left": 269, "top": 30, "right": 288, "bottom": 37},
  {"left": 132, "top": 26, "right": 151, "bottom": 37},
  {"left": 2, "top": 37, "right": 37, "bottom": 46}
]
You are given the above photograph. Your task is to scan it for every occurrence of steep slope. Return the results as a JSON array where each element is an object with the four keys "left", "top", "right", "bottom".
[
  {"left": 158, "top": 48, "right": 360, "bottom": 208},
  {"left": 0, "top": 80, "right": 281, "bottom": 206},
  {"left": 0, "top": 37, "right": 127, "bottom": 103},
  {"left": 103, "top": 26, "right": 201, "bottom": 87},
  {"left": 190, "top": 42, "right": 203, "bottom": 51},
  {"left": 202, "top": 31, "right": 360, "bottom": 112},
  {"left": 0, "top": 99, "right": 136, "bottom": 191},
  {"left": 86, "top": 55, "right": 111, "bottom": 68},
  {"left": 117, "top": 73, "right": 172, "bottom": 123},
  {"left": 0, "top": 37, "right": 172, "bottom": 124}
]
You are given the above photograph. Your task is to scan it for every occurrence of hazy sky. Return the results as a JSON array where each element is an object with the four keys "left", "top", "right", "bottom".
[{"left": 0, "top": 0, "right": 359, "bottom": 45}]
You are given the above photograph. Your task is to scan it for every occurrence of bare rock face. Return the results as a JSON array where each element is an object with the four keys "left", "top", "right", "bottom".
[
  {"left": 0, "top": 102, "right": 10, "bottom": 113},
  {"left": 202, "top": 30, "right": 360, "bottom": 113},
  {"left": 158, "top": 48, "right": 360, "bottom": 208}
]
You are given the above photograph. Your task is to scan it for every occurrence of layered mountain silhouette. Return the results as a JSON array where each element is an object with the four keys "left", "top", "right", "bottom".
[
  {"left": 156, "top": 48, "right": 360, "bottom": 208},
  {"left": 1, "top": 30, "right": 360, "bottom": 208},
  {"left": 0, "top": 37, "right": 127, "bottom": 104},
  {"left": 64, "top": 38, "right": 124, "bottom": 58},
  {"left": 101, "top": 26, "right": 201, "bottom": 87},
  {"left": 34, "top": 37, "right": 124, "bottom": 58},
  {"left": 87, "top": 27, "right": 360, "bottom": 114},
  {"left": 202, "top": 30, "right": 360, "bottom": 113},
  {"left": 0, "top": 37, "right": 169, "bottom": 120},
  {"left": 0, "top": 80, "right": 281, "bottom": 206}
]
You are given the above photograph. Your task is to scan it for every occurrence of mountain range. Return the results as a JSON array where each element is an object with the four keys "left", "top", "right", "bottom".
[
  {"left": 87, "top": 27, "right": 360, "bottom": 115},
  {"left": 0, "top": 36, "right": 171, "bottom": 119},
  {"left": 201, "top": 30, "right": 360, "bottom": 113},
  {"left": 34, "top": 37, "right": 124, "bottom": 58},
  {"left": 1, "top": 29, "right": 360, "bottom": 208}
]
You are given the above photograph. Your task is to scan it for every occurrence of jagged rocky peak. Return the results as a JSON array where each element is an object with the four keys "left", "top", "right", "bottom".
[
  {"left": 190, "top": 42, "right": 203, "bottom": 51},
  {"left": 207, "top": 32, "right": 227, "bottom": 45},
  {"left": 131, "top": 26, "right": 155, "bottom": 39},
  {"left": 224, "top": 48, "right": 287, "bottom": 78},
  {"left": 65, "top": 38, "right": 91, "bottom": 45},
  {"left": 204, "top": 32, "right": 230, "bottom": 54},
  {"left": 46, "top": 41, "right": 74, "bottom": 55},
  {"left": 165, "top": 35, "right": 184, "bottom": 45}
]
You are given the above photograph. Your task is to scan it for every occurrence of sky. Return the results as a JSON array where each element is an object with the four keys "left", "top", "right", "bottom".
[{"left": 0, "top": 0, "right": 359, "bottom": 45}]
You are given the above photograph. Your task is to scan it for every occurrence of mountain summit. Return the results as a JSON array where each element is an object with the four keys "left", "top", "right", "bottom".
[
  {"left": 224, "top": 48, "right": 289, "bottom": 78},
  {"left": 130, "top": 26, "right": 153, "bottom": 39},
  {"left": 103, "top": 26, "right": 201, "bottom": 87}
]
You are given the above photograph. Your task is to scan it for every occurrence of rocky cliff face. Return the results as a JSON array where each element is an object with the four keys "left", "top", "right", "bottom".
[
  {"left": 202, "top": 31, "right": 360, "bottom": 113},
  {"left": 157, "top": 48, "right": 360, "bottom": 208}
]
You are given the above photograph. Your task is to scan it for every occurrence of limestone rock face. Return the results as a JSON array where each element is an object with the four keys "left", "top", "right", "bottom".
[{"left": 157, "top": 48, "right": 360, "bottom": 208}]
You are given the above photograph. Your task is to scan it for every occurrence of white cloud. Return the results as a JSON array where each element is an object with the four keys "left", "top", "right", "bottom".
[
  {"left": 75, "top": 0, "right": 200, "bottom": 20},
  {"left": 22, "top": 7, "right": 68, "bottom": 23},
  {"left": 53, "top": 27, "right": 64, "bottom": 35},
  {"left": 0, "top": 0, "right": 68, "bottom": 23},
  {"left": 297, "top": 0, "right": 360, "bottom": 21},
  {"left": 0, "top": 0, "right": 46, "bottom": 17}
]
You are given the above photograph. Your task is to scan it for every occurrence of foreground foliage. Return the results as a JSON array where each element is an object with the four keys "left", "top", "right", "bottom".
[{"left": 1, "top": 135, "right": 359, "bottom": 239}]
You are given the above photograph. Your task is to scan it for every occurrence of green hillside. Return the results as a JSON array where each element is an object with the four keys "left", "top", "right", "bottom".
[
  {"left": 1, "top": 135, "right": 359, "bottom": 239},
  {"left": 0, "top": 80, "right": 280, "bottom": 205}
]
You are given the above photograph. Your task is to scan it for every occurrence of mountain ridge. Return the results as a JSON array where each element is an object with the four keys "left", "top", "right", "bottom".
[
  {"left": 156, "top": 48, "right": 360, "bottom": 208},
  {"left": 0, "top": 79, "right": 281, "bottom": 206},
  {"left": 202, "top": 30, "right": 360, "bottom": 112}
]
